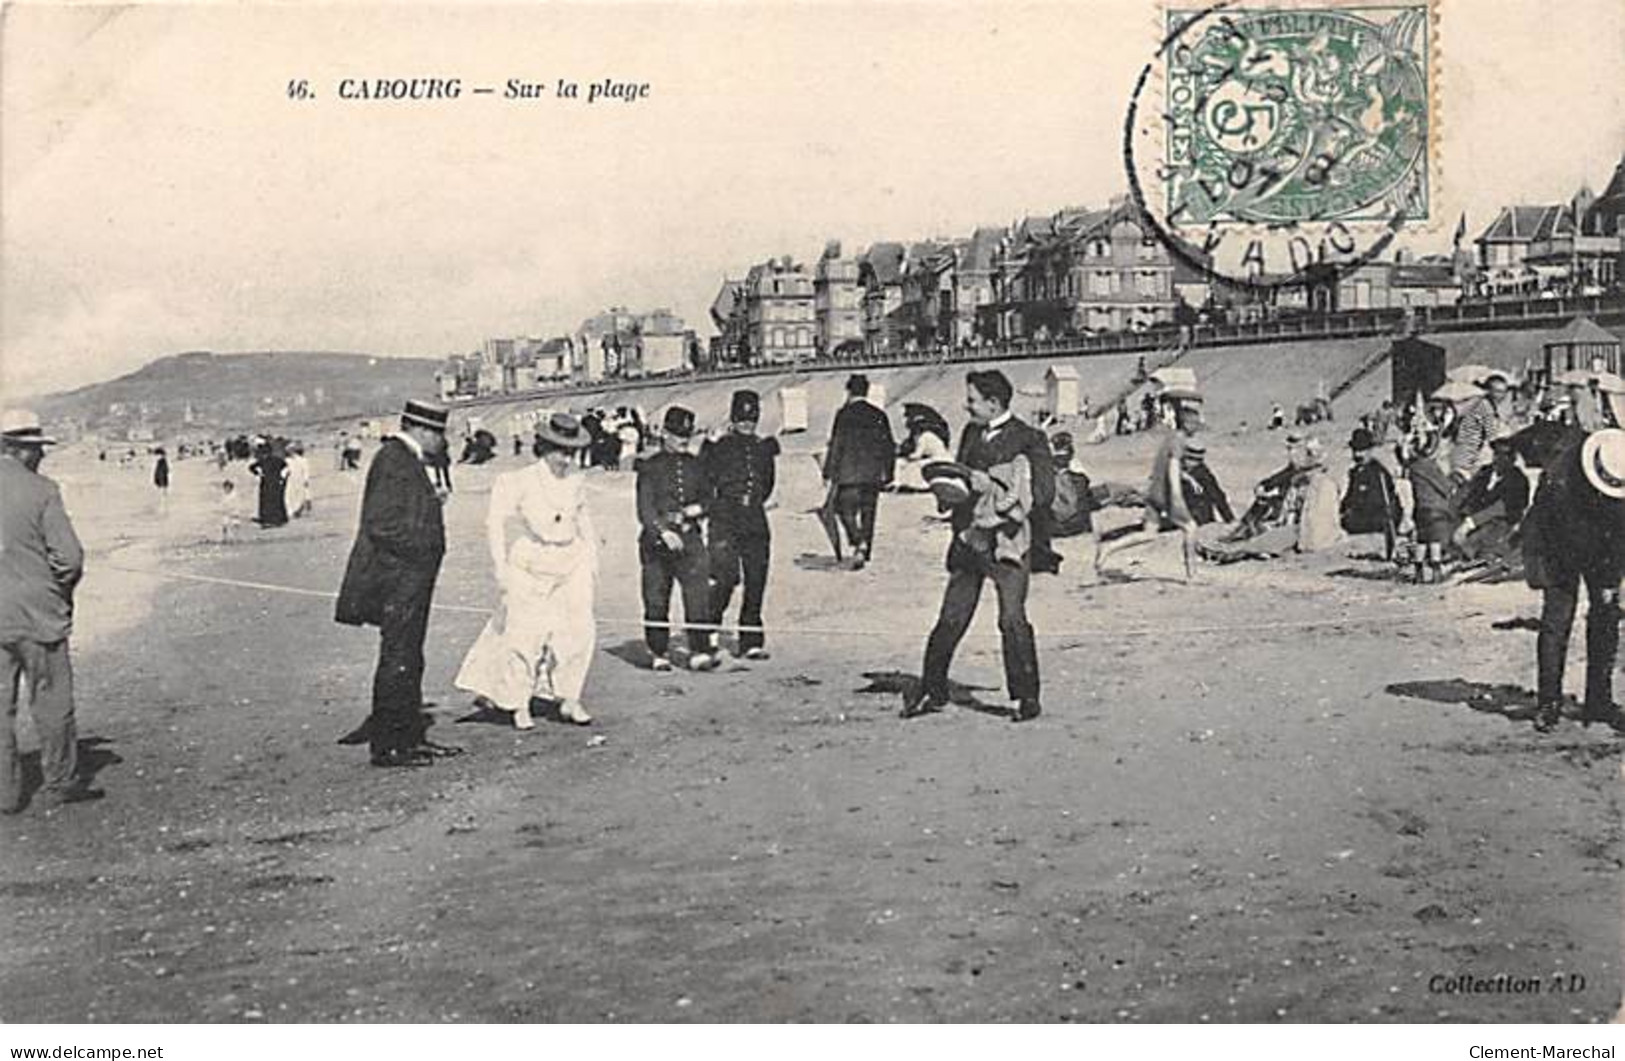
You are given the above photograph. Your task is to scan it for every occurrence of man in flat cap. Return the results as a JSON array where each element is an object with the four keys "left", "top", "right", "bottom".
[
  {"left": 822, "top": 374, "right": 896, "bottom": 569},
  {"left": 0, "top": 410, "right": 93, "bottom": 812},
  {"left": 335, "top": 399, "right": 454, "bottom": 768},
  {"left": 638, "top": 406, "right": 717, "bottom": 671},
  {"left": 702, "top": 390, "right": 780, "bottom": 659}
]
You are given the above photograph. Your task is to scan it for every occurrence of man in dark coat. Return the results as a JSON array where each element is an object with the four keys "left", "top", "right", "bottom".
[
  {"left": 637, "top": 406, "right": 716, "bottom": 672},
  {"left": 334, "top": 399, "right": 452, "bottom": 767},
  {"left": 823, "top": 374, "right": 895, "bottom": 568},
  {"left": 1524, "top": 421, "right": 1625, "bottom": 734},
  {"left": 905, "top": 370, "right": 1043, "bottom": 723},
  {"left": 702, "top": 390, "right": 779, "bottom": 660}
]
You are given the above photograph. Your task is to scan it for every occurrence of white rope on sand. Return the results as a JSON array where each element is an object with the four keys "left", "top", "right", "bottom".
[{"left": 98, "top": 561, "right": 1487, "bottom": 641}]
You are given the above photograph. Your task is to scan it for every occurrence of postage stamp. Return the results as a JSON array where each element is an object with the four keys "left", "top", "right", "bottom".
[{"left": 1125, "top": 0, "right": 1440, "bottom": 289}]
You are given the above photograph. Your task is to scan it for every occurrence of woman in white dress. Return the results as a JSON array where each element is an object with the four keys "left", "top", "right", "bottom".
[{"left": 455, "top": 412, "right": 598, "bottom": 729}]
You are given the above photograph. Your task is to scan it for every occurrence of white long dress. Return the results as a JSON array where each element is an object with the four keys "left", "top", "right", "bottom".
[{"left": 454, "top": 460, "right": 598, "bottom": 711}]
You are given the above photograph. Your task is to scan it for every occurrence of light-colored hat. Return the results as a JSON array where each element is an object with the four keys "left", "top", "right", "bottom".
[
  {"left": 535, "top": 411, "right": 590, "bottom": 450},
  {"left": 1430, "top": 380, "right": 1482, "bottom": 404},
  {"left": 0, "top": 409, "right": 58, "bottom": 446},
  {"left": 1581, "top": 429, "right": 1625, "bottom": 499}
]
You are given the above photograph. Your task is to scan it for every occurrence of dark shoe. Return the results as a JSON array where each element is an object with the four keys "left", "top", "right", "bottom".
[
  {"left": 1580, "top": 705, "right": 1625, "bottom": 733},
  {"left": 370, "top": 748, "right": 435, "bottom": 768},
  {"left": 1012, "top": 699, "right": 1042, "bottom": 723},
  {"left": 39, "top": 786, "right": 106, "bottom": 808},
  {"left": 900, "top": 685, "right": 946, "bottom": 719},
  {"left": 336, "top": 719, "right": 373, "bottom": 746},
  {"left": 1533, "top": 702, "right": 1563, "bottom": 734}
]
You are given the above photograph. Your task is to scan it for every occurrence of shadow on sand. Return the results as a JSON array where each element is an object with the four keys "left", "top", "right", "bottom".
[{"left": 856, "top": 669, "right": 1010, "bottom": 719}]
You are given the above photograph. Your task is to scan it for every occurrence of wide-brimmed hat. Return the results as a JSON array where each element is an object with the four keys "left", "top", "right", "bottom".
[
  {"left": 663, "top": 406, "right": 696, "bottom": 439},
  {"left": 402, "top": 399, "right": 450, "bottom": 432},
  {"left": 1349, "top": 427, "right": 1378, "bottom": 451},
  {"left": 1581, "top": 428, "right": 1625, "bottom": 499},
  {"left": 536, "top": 411, "right": 590, "bottom": 450},
  {"left": 922, "top": 460, "right": 974, "bottom": 506},
  {"left": 0, "top": 409, "right": 57, "bottom": 446}
]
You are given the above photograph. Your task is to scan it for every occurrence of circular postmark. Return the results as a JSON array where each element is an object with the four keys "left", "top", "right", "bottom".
[{"left": 1125, "top": 2, "right": 1434, "bottom": 291}]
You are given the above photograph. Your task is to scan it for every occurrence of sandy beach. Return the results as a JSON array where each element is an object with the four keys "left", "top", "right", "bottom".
[{"left": 0, "top": 429, "right": 1619, "bottom": 1023}]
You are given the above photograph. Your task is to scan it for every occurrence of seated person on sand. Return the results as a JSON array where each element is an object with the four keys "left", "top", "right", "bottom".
[
  {"left": 1224, "top": 432, "right": 1309, "bottom": 542},
  {"left": 1451, "top": 434, "right": 1530, "bottom": 565},
  {"left": 1179, "top": 438, "right": 1233, "bottom": 526},
  {"left": 1201, "top": 438, "right": 1341, "bottom": 562},
  {"left": 1046, "top": 431, "right": 1098, "bottom": 562},
  {"left": 1095, "top": 391, "right": 1204, "bottom": 582},
  {"left": 894, "top": 417, "right": 954, "bottom": 492},
  {"left": 1340, "top": 426, "right": 1401, "bottom": 560}
]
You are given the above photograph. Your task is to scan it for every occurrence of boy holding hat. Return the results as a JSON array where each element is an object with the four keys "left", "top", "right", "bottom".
[
  {"left": 0, "top": 410, "right": 93, "bottom": 811},
  {"left": 334, "top": 398, "right": 454, "bottom": 768},
  {"left": 701, "top": 390, "right": 780, "bottom": 660},
  {"left": 637, "top": 406, "right": 716, "bottom": 671}
]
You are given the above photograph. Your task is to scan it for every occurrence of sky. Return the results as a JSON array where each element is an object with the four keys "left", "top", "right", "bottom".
[{"left": 2, "top": 0, "right": 1622, "bottom": 397}]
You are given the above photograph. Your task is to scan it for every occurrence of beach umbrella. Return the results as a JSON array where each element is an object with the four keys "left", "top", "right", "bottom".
[
  {"left": 817, "top": 480, "right": 844, "bottom": 560},
  {"left": 1431, "top": 379, "right": 1483, "bottom": 403},
  {"left": 1445, "top": 363, "right": 1496, "bottom": 385}
]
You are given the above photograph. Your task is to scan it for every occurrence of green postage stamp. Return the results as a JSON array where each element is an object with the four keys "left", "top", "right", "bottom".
[{"left": 1126, "top": 0, "right": 1439, "bottom": 286}]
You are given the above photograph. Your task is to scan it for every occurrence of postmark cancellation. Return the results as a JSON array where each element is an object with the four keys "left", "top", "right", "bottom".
[{"left": 1126, "top": 0, "right": 1441, "bottom": 289}]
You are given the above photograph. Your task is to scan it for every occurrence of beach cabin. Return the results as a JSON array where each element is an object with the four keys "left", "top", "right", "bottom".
[
  {"left": 1045, "top": 365, "right": 1081, "bottom": 418},
  {"left": 1541, "top": 317, "right": 1621, "bottom": 382},
  {"left": 778, "top": 386, "right": 809, "bottom": 434}
]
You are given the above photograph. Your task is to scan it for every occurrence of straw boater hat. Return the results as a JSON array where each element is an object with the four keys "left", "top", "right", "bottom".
[
  {"left": 1581, "top": 428, "right": 1625, "bottom": 500},
  {"left": 922, "top": 460, "right": 975, "bottom": 506},
  {"left": 0, "top": 409, "right": 58, "bottom": 446},
  {"left": 535, "top": 411, "right": 590, "bottom": 450},
  {"left": 401, "top": 399, "right": 450, "bottom": 432}
]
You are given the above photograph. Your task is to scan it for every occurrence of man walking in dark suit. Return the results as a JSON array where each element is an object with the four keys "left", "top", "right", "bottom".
[
  {"left": 823, "top": 374, "right": 895, "bottom": 569},
  {"left": 638, "top": 406, "right": 716, "bottom": 672},
  {"left": 335, "top": 399, "right": 453, "bottom": 768},
  {"left": 0, "top": 410, "right": 94, "bottom": 812},
  {"left": 905, "top": 371, "right": 1045, "bottom": 723},
  {"left": 702, "top": 390, "right": 779, "bottom": 660}
]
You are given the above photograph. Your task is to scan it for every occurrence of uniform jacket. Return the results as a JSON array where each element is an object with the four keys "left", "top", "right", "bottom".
[
  {"left": 0, "top": 455, "right": 84, "bottom": 643},
  {"left": 334, "top": 437, "right": 446, "bottom": 627},
  {"left": 636, "top": 450, "right": 710, "bottom": 546},
  {"left": 823, "top": 400, "right": 896, "bottom": 486},
  {"left": 701, "top": 433, "right": 779, "bottom": 538}
]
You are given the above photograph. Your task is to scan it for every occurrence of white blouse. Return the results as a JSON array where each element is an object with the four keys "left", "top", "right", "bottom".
[{"left": 487, "top": 460, "right": 597, "bottom": 585}]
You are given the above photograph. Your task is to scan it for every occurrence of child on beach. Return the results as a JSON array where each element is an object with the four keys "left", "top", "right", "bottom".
[
  {"left": 1403, "top": 433, "right": 1454, "bottom": 584},
  {"left": 219, "top": 478, "right": 242, "bottom": 543}
]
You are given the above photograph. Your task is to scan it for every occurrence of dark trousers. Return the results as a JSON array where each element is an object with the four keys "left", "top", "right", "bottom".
[
  {"left": 1, "top": 639, "right": 76, "bottom": 812},
  {"left": 370, "top": 587, "right": 434, "bottom": 755},
  {"left": 641, "top": 535, "right": 712, "bottom": 657},
  {"left": 921, "top": 553, "right": 1040, "bottom": 703},
  {"left": 1538, "top": 566, "right": 1620, "bottom": 711},
  {"left": 835, "top": 484, "right": 881, "bottom": 558},
  {"left": 710, "top": 528, "right": 770, "bottom": 651}
]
